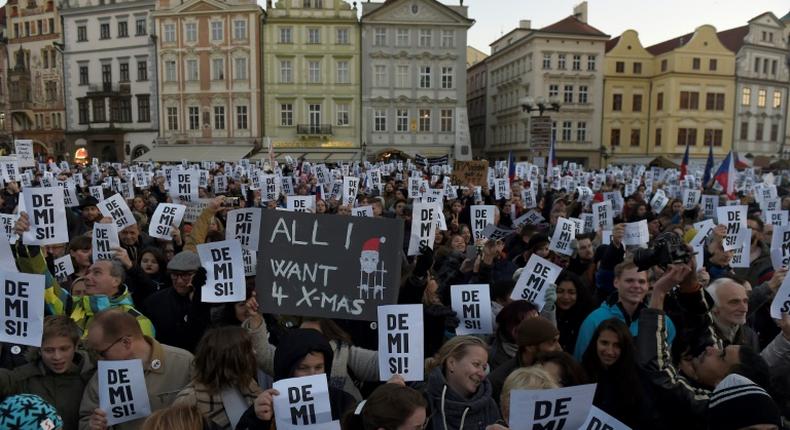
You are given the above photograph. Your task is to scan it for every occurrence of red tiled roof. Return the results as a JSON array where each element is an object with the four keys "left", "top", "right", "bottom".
[
  {"left": 538, "top": 15, "right": 609, "bottom": 38},
  {"left": 716, "top": 25, "right": 748, "bottom": 53},
  {"left": 605, "top": 36, "right": 620, "bottom": 53}
]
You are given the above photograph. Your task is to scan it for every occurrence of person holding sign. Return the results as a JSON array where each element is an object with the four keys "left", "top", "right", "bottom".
[{"left": 340, "top": 383, "right": 427, "bottom": 430}]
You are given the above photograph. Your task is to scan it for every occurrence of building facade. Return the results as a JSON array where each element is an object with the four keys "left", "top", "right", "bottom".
[
  {"left": 61, "top": 0, "right": 159, "bottom": 162},
  {"left": 262, "top": 0, "right": 359, "bottom": 162},
  {"left": 483, "top": 3, "right": 608, "bottom": 167},
  {"left": 0, "top": 8, "right": 11, "bottom": 154},
  {"left": 6, "top": 0, "right": 65, "bottom": 159},
  {"left": 149, "top": 0, "right": 263, "bottom": 161},
  {"left": 467, "top": 56, "right": 487, "bottom": 157}
]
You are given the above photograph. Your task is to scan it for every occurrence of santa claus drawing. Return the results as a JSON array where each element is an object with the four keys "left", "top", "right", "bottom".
[{"left": 359, "top": 236, "right": 387, "bottom": 300}]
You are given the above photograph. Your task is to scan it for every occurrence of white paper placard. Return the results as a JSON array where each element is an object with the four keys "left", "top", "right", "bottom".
[
  {"left": 148, "top": 203, "right": 186, "bottom": 240},
  {"left": 92, "top": 223, "right": 120, "bottom": 262},
  {"left": 407, "top": 202, "right": 437, "bottom": 256},
  {"left": 14, "top": 139, "right": 34, "bottom": 168},
  {"left": 22, "top": 187, "right": 68, "bottom": 245},
  {"left": 717, "top": 205, "right": 748, "bottom": 251},
  {"left": 766, "top": 210, "right": 789, "bottom": 226},
  {"left": 377, "top": 304, "right": 424, "bottom": 382},
  {"left": 701, "top": 195, "right": 718, "bottom": 220},
  {"left": 592, "top": 200, "right": 614, "bottom": 231},
  {"left": 351, "top": 206, "right": 374, "bottom": 217},
  {"left": 98, "top": 359, "right": 151, "bottom": 426},
  {"left": 730, "top": 229, "right": 751, "bottom": 269},
  {"left": 98, "top": 194, "right": 136, "bottom": 231},
  {"left": 771, "top": 271, "right": 790, "bottom": 318},
  {"left": 682, "top": 189, "right": 701, "bottom": 209},
  {"left": 470, "top": 205, "right": 495, "bottom": 241},
  {"left": 53, "top": 255, "right": 75, "bottom": 281},
  {"left": 0, "top": 214, "right": 18, "bottom": 244},
  {"left": 451, "top": 284, "right": 493, "bottom": 335},
  {"left": 272, "top": 374, "right": 335, "bottom": 429},
  {"left": 580, "top": 405, "right": 632, "bottom": 430},
  {"left": 342, "top": 176, "right": 359, "bottom": 207},
  {"left": 770, "top": 224, "right": 790, "bottom": 270},
  {"left": 511, "top": 254, "right": 562, "bottom": 310},
  {"left": 225, "top": 208, "right": 262, "bottom": 251},
  {"left": 171, "top": 170, "right": 200, "bottom": 203},
  {"left": 0, "top": 272, "right": 45, "bottom": 347},
  {"left": 287, "top": 196, "right": 316, "bottom": 213},
  {"left": 509, "top": 384, "right": 597, "bottom": 430},
  {"left": 622, "top": 220, "right": 649, "bottom": 246},
  {"left": 549, "top": 217, "right": 576, "bottom": 256},
  {"left": 198, "top": 240, "right": 247, "bottom": 303}
]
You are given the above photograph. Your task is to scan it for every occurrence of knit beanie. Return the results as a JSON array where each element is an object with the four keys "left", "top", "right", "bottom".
[
  {"left": 516, "top": 316, "right": 559, "bottom": 349},
  {"left": 707, "top": 373, "right": 781, "bottom": 430},
  {"left": 0, "top": 394, "right": 64, "bottom": 430}
]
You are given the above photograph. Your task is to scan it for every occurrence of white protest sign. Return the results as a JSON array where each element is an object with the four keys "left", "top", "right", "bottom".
[
  {"left": 98, "top": 359, "right": 151, "bottom": 426},
  {"left": 89, "top": 185, "right": 104, "bottom": 202},
  {"left": 342, "top": 176, "right": 359, "bottom": 207},
  {"left": 730, "top": 229, "right": 751, "bottom": 269},
  {"left": 148, "top": 203, "right": 186, "bottom": 240},
  {"left": 580, "top": 406, "right": 632, "bottom": 430},
  {"left": 14, "top": 139, "right": 35, "bottom": 168},
  {"left": 53, "top": 255, "right": 75, "bottom": 281},
  {"left": 98, "top": 194, "right": 136, "bottom": 231},
  {"left": 690, "top": 219, "right": 715, "bottom": 248},
  {"left": 770, "top": 224, "right": 790, "bottom": 270},
  {"left": 272, "top": 374, "right": 337, "bottom": 429},
  {"left": 451, "top": 285, "right": 493, "bottom": 335},
  {"left": 509, "top": 384, "right": 597, "bottom": 430},
  {"left": 701, "top": 195, "right": 718, "bottom": 220},
  {"left": 92, "top": 223, "right": 120, "bottom": 262},
  {"left": 717, "top": 205, "right": 747, "bottom": 251},
  {"left": 262, "top": 174, "right": 280, "bottom": 202},
  {"left": 470, "top": 205, "right": 495, "bottom": 241},
  {"left": 622, "top": 220, "right": 650, "bottom": 246},
  {"left": 0, "top": 237, "right": 16, "bottom": 273},
  {"left": 511, "top": 254, "right": 562, "bottom": 309},
  {"left": 408, "top": 202, "right": 437, "bottom": 256},
  {"left": 522, "top": 187, "right": 537, "bottom": 209},
  {"left": 767, "top": 210, "right": 789, "bottom": 226},
  {"left": 771, "top": 272, "right": 790, "bottom": 318},
  {"left": 171, "top": 170, "right": 199, "bottom": 202},
  {"left": 287, "top": 196, "right": 316, "bottom": 213},
  {"left": 592, "top": 201, "right": 614, "bottom": 231},
  {"left": 549, "top": 217, "right": 576, "bottom": 256},
  {"left": 198, "top": 240, "right": 247, "bottom": 303},
  {"left": 650, "top": 190, "right": 669, "bottom": 214},
  {"left": 22, "top": 187, "right": 68, "bottom": 245},
  {"left": 0, "top": 214, "right": 18, "bottom": 244},
  {"left": 377, "top": 304, "right": 424, "bottom": 382},
  {"left": 0, "top": 272, "right": 45, "bottom": 347},
  {"left": 351, "top": 206, "right": 374, "bottom": 217},
  {"left": 183, "top": 198, "right": 212, "bottom": 223},
  {"left": 225, "top": 208, "right": 262, "bottom": 251}
]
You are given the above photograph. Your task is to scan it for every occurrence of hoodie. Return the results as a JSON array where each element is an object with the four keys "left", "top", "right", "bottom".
[{"left": 424, "top": 366, "right": 501, "bottom": 430}]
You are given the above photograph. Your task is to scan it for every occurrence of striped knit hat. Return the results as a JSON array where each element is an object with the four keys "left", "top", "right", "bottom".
[{"left": 707, "top": 373, "right": 781, "bottom": 430}]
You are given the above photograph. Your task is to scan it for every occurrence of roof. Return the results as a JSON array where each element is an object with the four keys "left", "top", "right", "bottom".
[
  {"left": 361, "top": 0, "right": 473, "bottom": 23},
  {"left": 716, "top": 25, "right": 748, "bottom": 53},
  {"left": 780, "top": 11, "right": 790, "bottom": 23},
  {"left": 537, "top": 15, "right": 608, "bottom": 38},
  {"left": 646, "top": 31, "right": 694, "bottom": 55},
  {"left": 605, "top": 35, "right": 620, "bottom": 53}
]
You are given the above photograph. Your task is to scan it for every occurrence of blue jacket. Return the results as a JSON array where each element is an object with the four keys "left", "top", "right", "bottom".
[{"left": 573, "top": 298, "right": 676, "bottom": 361}]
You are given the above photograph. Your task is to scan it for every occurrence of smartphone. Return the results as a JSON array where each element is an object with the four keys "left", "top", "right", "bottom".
[{"left": 221, "top": 197, "right": 239, "bottom": 208}]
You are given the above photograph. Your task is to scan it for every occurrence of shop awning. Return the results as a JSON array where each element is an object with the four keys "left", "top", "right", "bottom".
[
  {"left": 133, "top": 144, "right": 254, "bottom": 162},
  {"left": 249, "top": 151, "right": 359, "bottom": 162}
]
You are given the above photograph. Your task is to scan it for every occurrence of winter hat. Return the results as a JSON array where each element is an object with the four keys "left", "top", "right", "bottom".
[
  {"left": 273, "top": 328, "right": 334, "bottom": 381},
  {"left": 707, "top": 373, "right": 781, "bottom": 430},
  {"left": 167, "top": 250, "right": 201, "bottom": 272},
  {"left": 516, "top": 316, "right": 559, "bottom": 349},
  {"left": 0, "top": 394, "right": 64, "bottom": 430}
]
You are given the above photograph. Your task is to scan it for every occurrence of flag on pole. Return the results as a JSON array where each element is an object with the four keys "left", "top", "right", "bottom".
[
  {"left": 702, "top": 143, "right": 714, "bottom": 187},
  {"left": 714, "top": 151, "right": 736, "bottom": 198},
  {"left": 680, "top": 142, "right": 690, "bottom": 180},
  {"left": 547, "top": 135, "right": 557, "bottom": 169},
  {"left": 508, "top": 151, "right": 516, "bottom": 183}
]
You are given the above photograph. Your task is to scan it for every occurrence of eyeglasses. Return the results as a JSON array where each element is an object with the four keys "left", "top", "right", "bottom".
[
  {"left": 170, "top": 272, "right": 195, "bottom": 280},
  {"left": 97, "top": 336, "right": 126, "bottom": 358}
]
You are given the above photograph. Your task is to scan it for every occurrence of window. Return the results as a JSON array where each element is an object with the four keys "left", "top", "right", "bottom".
[
  {"left": 137, "top": 60, "right": 147, "bottom": 81},
  {"left": 188, "top": 106, "right": 200, "bottom": 130},
  {"left": 440, "top": 109, "right": 453, "bottom": 132},
  {"left": 77, "top": 25, "right": 87, "bottom": 41},
  {"left": 336, "top": 61, "right": 349, "bottom": 84},
  {"left": 679, "top": 91, "right": 699, "bottom": 110},
  {"left": 578, "top": 86, "right": 588, "bottom": 104},
  {"left": 562, "top": 121, "right": 572, "bottom": 141},
  {"left": 374, "top": 109, "right": 386, "bottom": 132},
  {"left": 234, "top": 57, "right": 247, "bottom": 80},
  {"left": 576, "top": 121, "right": 586, "bottom": 142},
  {"left": 543, "top": 54, "right": 551, "bottom": 69},
  {"left": 280, "top": 27, "right": 292, "bottom": 43},
  {"left": 754, "top": 57, "right": 760, "bottom": 73},
  {"left": 572, "top": 55, "right": 581, "bottom": 71},
  {"left": 118, "top": 21, "right": 128, "bottom": 37},
  {"left": 164, "top": 23, "right": 175, "bottom": 42},
  {"left": 558, "top": 54, "right": 566, "bottom": 70},
  {"left": 692, "top": 57, "right": 700, "bottom": 70},
  {"left": 236, "top": 106, "right": 248, "bottom": 129},
  {"left": 136, "top": 18, "right": 146, "bottom": 36},
  {"left": 396, "top": 29, "right": 409, "bottom": 47},
  {"left": 308, "top": 60, "right": 321, "bottom": 83},
  {"left": 336, "top": 28, "right": 349, "bottom": 45},
  {"left": 93, "top": 99, "right": 106, "bottom": 122},
  {"left": 656, "top": 92, "right": 664, "bottom": 111},
  {"left": 773, "top": 91, "right": 782, "bottom": 109},
  {"left": 772, "top": 60, "right": 777, "bottom": 76},
  {"left": 79, "top": 65, "right": 89, "bottom": 85},
  {"left": 610, "top": 129, "right": 620, "bottom": 146},
  {"left": 167, "top": 107, "right": 178, "bottom": 130},
  {"left": 587, "top": 55, "right": 596, "bottom": 71},
  {"left": 419, "top": 29, "right": 431, "bottom": 47},
  {"left": 441, "top": 30, "right": 454, "bottom": 48},
  {"left": 119, "top": 62, "right": 129, "bottom": 82},
  {"left": 100, "top": 22, "right": 110, "bottom": 39},
  {"left": 179, "top": 59, "right": 195, "bottom": 82},
  {"left": 45, "top": 81, "right": 57, "bottom": 101},
  {"left": 771, "top": 124, "right": 779, "bottom": 142},
  {"left": 758, "top": 89, "right": 766, "bottom": 108},
  {"left": 336, "top": 103, "right": 349, "bottom": 126},
  {"left": 396, "top": 65, "right": 409, "bottom": 88},
  {"left": 279, "top": 60, "right": 292, "bottom": 83},
  {"left": 655, "top": 128, "right": 662, "bottom": 146},
  {"left": 709, "top": 59, "right": 717, "bottom": 71},
  {"left": 373, "top": 65, "right": 387, "bottom": 86},
  {"left": 633, "top": 62, "right": 642, "bottom": 74},
  {"left": 233, "top": 20, "right": 247, "bottom": 40},
  {"left": 612, "top": 94, "right": 622, "bottom": 111},
  {"left": 630, "top": 129, "right": 640, "bottom": 146},
  {"left": 211, "top": 21, "right": 223, "bottom": 41},
  {"left": 137, "top": 95, "right": 150, "bottom": 122},
  {"left": 280, "top": 103, "right": 293, "bottom": 126},
  {"left": 49, "top": 18, "right": 55, "bottom": 34},
  {"left": 563, "top": 85, "right": 573, "bottom": 103},
  {"left": 705, "top": 93, "right": 725, "bottom": 111},
  {"left": 419, "top": 109, "right": 431, "bottom": 131},
  {"left": 374, "top": 28, "right": 386, "bottom": 46},
  {"left": 704, "top": 129, "right": 723, "bottom": 147},
  {"left": 214, "top": 106, "right": 225, "bottom": 129},
  {"left": 633, "top": 94, "right": 642, "bottom": 112},
  {"left": 549, "top": 84, "right": 559, "bottom": 98},
  {"left": 307, "top": 28, "right": 320, "bottom": 44},
  {"left": 212, "top": 58, "right": 224, "bottom": 80},
  {"left": 185, "top": 23, "right": 197, "bottom": 43},
  {"left": 661, "top": 59, "right": 667, "bottom": 72},
  {"left": 102, "top": 63, "right": 112, "bottom": 84},
  {"left": 25, "top": 22, "right": 29, "bottom": 37},
  {"left": 396, "top": 109, "right": 408, "bottom": 132},
  {"left": 419, "top": 66, "right": 431, "bottom": 88},
  {"left": 78, "top": 99, "right": 89, "bottom": 124},
  {"left": 763, "top": 58, "right": 769, "bottom": 74},
  {"left": 165, "top": 60, "right": 176, "bottom": 81},
  {"left": 741, "top": 87, "right": 751, "bottom": 106},
  {"left": 677, "top": 128, "right": 697, "bottom": 146},
  {"left": 441, "top": 66, "right": 453, "bottom": 89},
  {"left": 615, "top": 61, "right": 624, "bottom": 73},
  {"left": 740, "top": 122, "right": 749, "bottom": 140}
]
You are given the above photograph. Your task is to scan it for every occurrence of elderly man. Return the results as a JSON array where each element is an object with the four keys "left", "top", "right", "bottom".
[{"left": 706, "top": 278, "right": 759, "bottom": 349}]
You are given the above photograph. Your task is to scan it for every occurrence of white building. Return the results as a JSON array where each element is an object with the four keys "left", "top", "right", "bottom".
[{"left": 61, "top": 0, "right": 158, "bottom": 162}]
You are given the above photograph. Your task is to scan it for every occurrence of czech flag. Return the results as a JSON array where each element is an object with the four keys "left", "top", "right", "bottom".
[
  {"left": 508, "top": 151, "right": 516, "bottom": 183},
  {"left": 702, "top": 143, "right": 714, "bottom": 188},
  {"left": 714, "top": 150, "right": 736, "bottom": 198},
  {"left": 680, "top": 143, "right": 690, "bottom": 180}
]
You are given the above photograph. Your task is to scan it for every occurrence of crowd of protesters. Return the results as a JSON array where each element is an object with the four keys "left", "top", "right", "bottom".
[{"left": 0, "top": 157, "right": 789, "bottom": 430}]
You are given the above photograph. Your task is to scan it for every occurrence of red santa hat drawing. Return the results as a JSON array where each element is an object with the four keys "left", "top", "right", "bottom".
[{"left": 360, "top": 236, "right": 385, "bottom": 274}]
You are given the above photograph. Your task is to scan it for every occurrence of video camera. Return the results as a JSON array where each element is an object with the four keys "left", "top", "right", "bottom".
[{"left": 633, "top": 231, "right": 691, "bottom": 272}]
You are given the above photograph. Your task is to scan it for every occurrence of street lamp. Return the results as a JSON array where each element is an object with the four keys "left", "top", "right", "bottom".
[
  {"left": 520, "top": 96, "right": 561, "bottom": 164},
  {"left": 520, "top": 96, "right": 561, "bottom": 116}
]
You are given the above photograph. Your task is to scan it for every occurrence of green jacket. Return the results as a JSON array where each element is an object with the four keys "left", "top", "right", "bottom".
[{"left": 0, "top": 350, "right": 96, "bottom": 430}]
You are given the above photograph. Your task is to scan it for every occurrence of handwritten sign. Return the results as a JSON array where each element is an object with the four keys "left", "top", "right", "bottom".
[
  {"left": 509, "top": 384, "right": 597, "bottom": 430},
  {"left": 226, "top": 208, "right": 262, "bottom": 251},
  {"left": 451, "top": 285, "right": 493, "bottom": 335},
  {"left": 623, "top": 220, "right": 650, "bottom": 246},
  {"left": 0, "top": 272, "right": 44, "bottom": 347},
  {"left": 148, "top": 203, "right": 186, "bottom": 240},
  {"left": 272, "top": 374, "right": 337, "bottom": 430},
  {"left": 511, "top": 254, "right": 561, "bottom": 309},
  {"left": 549, "top": 217, "right": 576, "bottom": 256},
  {"left": 22, "top": 187, "right": 68, "bottom": 245},
  {"left": 98, "top": 359, "right": 151, "bottom": 426},
  {"left": 198, "top": 240, "right": 247, "bottom": 303},
  {"left": 452, "top": 160, "right": 489, "bottom": 189},
  {"left": 14, "top": 139, "right": 34, "bottom": 168},
  {"left": 470, "top": 205, "right": 495, "bottom": 241},
  {"left": 377, "top": 304, "right": 424, "bottom": 382},
  {"left": 98, "top": 194, "right": 136, "bottom": 231}
]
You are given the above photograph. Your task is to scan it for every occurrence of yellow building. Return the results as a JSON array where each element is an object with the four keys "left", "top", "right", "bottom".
[{"left": 603, "top": 25, "right": 736, "bottom": 164}]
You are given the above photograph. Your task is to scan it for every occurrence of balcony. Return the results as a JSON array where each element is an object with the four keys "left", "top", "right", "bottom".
[
  {"left": 297, "top": 124, "right": 332, "bottom": 136},
  {"left": 86, "top": 82, "right": 131, "bottom": 95},
  {"left": 9, "top": 100, "right": 34, "bottom": 111}
]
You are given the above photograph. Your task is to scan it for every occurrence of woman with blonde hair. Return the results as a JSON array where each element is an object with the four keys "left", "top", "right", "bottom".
[
  {"left": 142, "top": 404, "right": 215, "bottom": 430},
  {"left": 499, "top": 367, "right": 559, "bottom": 424}
]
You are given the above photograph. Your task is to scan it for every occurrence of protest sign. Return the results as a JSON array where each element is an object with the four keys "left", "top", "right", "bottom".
[
  {"left": 377, "top": 304, "right": 424, "bottom": 381},
  {"left": 351, "top": 206, "right": 374, "bottom": 217},
  {"left": 511, "top": 254, "right": 562, "bottom": 309},
  {"left": 53, "top": 255, "right": 75, "bottom": 281},
  {"left": 262, "top": 174, "right": 280, "bottom": 202},
  {"left": 0, "top": 237, "right": 16, "bottom": 273},
  {"left": 650, "top": 190, "right": 669, "bottom": 214},
  {"left": 408, "top": 202, "right": 437, "bottom": 256},
  {"left": 287, "top": 196, "right": 316, "bottom": 213},
  {"left": 452, "top": 160, "right": 489, "bottom": 189},
  {"left": 717, "top": 205, "right": 747, "bottom": 251},
  {"left": 0, "top": 272, "right": 45, "bottom": 347},
  {"left": 522, "top": 187, "right": 537, "bottom": 209},
  {"left": 171, "top": 170, "right": 199, "bottom": 202},
  {"left": 98, "top": 359, "right": 151, "bottom": 426},
  {"left": 22, "top": 187, "right": 68, "bottom": 245},
  {"left": 580, "top": 406, "right": 632, "bottom": 430},
  {"left": 93, "top": 223, "right": 120, "bottom": 262},
  {"left": 272, "top": 374, "right": 337, "bottom": 430},
  {"left": 470, "top": 205, "right": 495, "bottom": 241},
  {"left": 0, "top": 156, "right": 19, "bottom": 182},
  {"left": 226, "top": 208, "right": 262, "bottom": 251},
  {"left": 451, "top": 285, "right": 493, "bottom": 335},
  {"left": 592, "top": 201, "right": 614, "bottom": 231},
  {"left": 243, "top": 249, "right": 257, "bottom": 277},
  {"left": 342, "top": 176, "right": 359, "bottom": 207},
  {"left": 148, "top": 203, "right": 186, "bottom": 240},
  {"left": 690, "top": 219, "right": 715, "bottom": 248},
  {"left": 98, "top": 194, "right": 136, "bottom": 231},
  {"left": 0, "top": 214, "right": 18, "bottom": 244},
  {"left": 14, "top": 139, "right": 34, "bottom": 167},
  {"left": 183, "top": 198, "right": 212, "bottom": 223},
  {"left": 198, "top": 240, "right": 247, "bottom": 303},
  {"left": 701, "top": 195, "right": 718, "bottom": 220},
  {"left": 256, "top": 211, "right": 404, "bottom": 321},
  {"left": 481, "top": 225, "right": 514, "bottom": 241},
  {"left": 771, "top": 271, "right": 790, "bottom": 318},
  {"left": 549, "top": 217, "right": 576, "bottom": 256},
  {"left": 767, "top": 210, "right": 789, "bottom": 226},
  {"left": 682, "top": 189, "right": 701, "bottom": 209},
  {"left": 89, "top": 185, "right": 104, "bottom": 202},
  {"left": 214, "top": 175, "right": 227, "bottom": 193},
  {"left": 622, "top": 220, "right": 650, "bottom": 246},
  {"left": 509, "top": 384, "right": 597, "bottom": 430},
  {"left": 771, "top": 224, "right": 790, "bottom": 270},
  {"left": 730, "top": 229, "right": 751, "bottom": 269}
]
